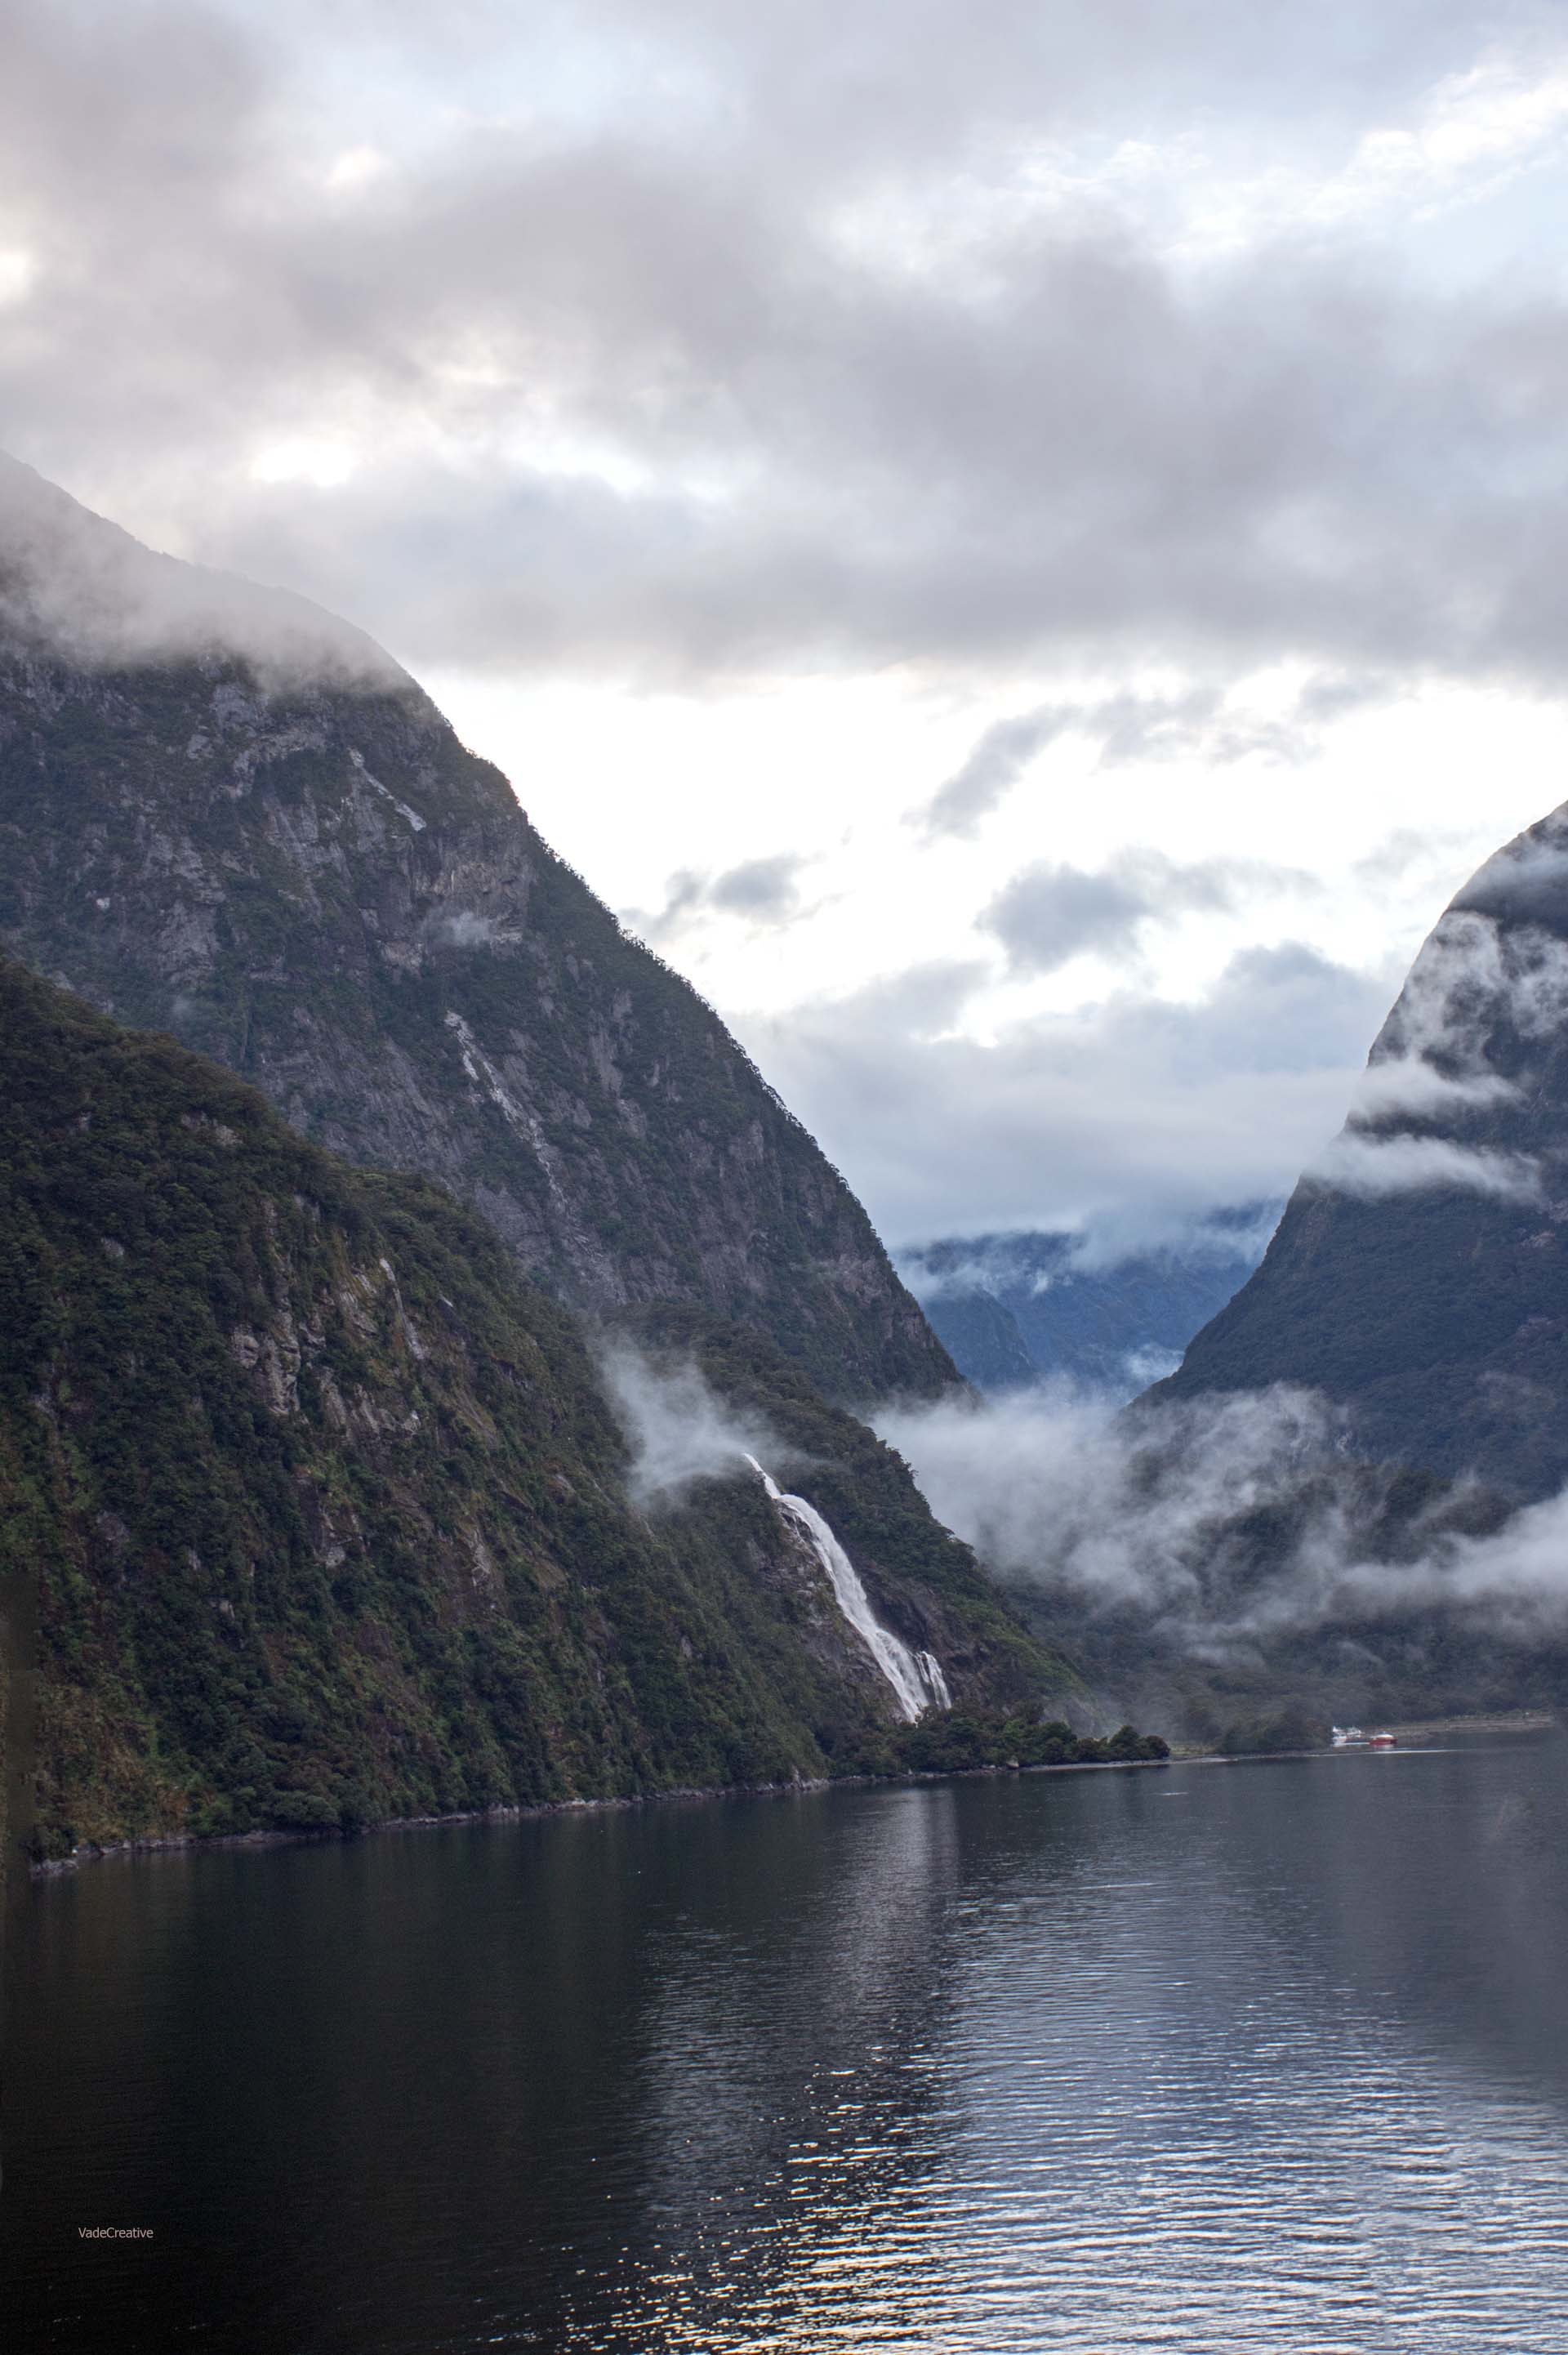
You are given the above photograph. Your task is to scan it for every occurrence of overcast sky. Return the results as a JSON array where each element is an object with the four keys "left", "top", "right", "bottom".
[{"left": 7, "top": 0, "right": 1568, "bottom": 1250}]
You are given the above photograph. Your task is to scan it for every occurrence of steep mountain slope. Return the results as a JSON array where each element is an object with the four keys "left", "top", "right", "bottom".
[
  {"left": 0, "top": 959, "right": 1068, "bottom": 1861},
  {"left": 1156, "top": 803, "right": 1568, "bottom": 1498},
  {"left": 901, "top": 1213, "right": 1274, "bottom": 1397},
  {"left": 0, "top": 455, "right": 950, "bottom": 1401},
  {"left": 902, "top": 1277, "right": 1040, "bottom": 1390}
]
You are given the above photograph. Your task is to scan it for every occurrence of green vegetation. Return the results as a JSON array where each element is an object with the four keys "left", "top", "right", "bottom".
[
  {"left": 614, "top": 1303, "right": 1067, "bottom": 1706},
  {"left": 881, "top": 1715, "right": 1169, "bottom": 1774},
  {"left": 0, "top": 960, "right": 1071, "bottom": 1862},
  {"left": 0, "top": 615, "right": 952, "bottom": 1403},
  {"left": 1217, "top": 1706, "right": 1327, "bottom": 1756}
]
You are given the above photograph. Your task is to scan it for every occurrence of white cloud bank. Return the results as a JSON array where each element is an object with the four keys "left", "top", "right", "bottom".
[{"left": 875, "top": 1382, "right": 1568, "bottom": 1654}]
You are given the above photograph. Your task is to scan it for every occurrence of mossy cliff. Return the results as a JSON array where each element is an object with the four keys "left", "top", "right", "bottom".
[
  {"left": 0, "top": 961, "right": 1069, "bottom": 1860},
  {"left": 0, "top": 454, "right": 950, "bottom": 1403}
]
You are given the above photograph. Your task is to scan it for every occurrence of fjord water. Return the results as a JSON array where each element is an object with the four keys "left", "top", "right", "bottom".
[{"left": 5, "top": 1738, "right": 1566, "bottom": 2353}]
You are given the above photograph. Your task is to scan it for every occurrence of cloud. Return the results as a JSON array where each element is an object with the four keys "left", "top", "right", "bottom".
[
  {"left": 598, "top": 1343, "right": 785, "bottom": 1506},
  {"left": 7, "top": 4, "right": 1568, "bottom": 702},
  {"left": 1307, "top": 1131, "right": 1544, "bottom": 1200},
  {"left": 874, "top": 1378, "right": 1568, "bottom": 1659},
  {"left": 433, "top": 911, "right": 516, "bottom": 948},
  {"left": 1350, "top": 1055, "right": 1517, "bottom": 1121},
  {"left": 979, "top": 847, "right": 1316, "bottom": 976},
  {"left": 742, "top": 939, "right": 1393, "bottom": 1246},
  {"left": 1454, "top": 817, "right": 1568, "bottom": 930},
  {"left": 915, "top": 686, "right": 1321, "bottom": 840},
  {"left": 1377, "top": 902, "right": 1568, "bottom": 1075},
  {"left": 1321, "top": 838, "right": 1568, "bottom": 1186},
  {"left": 0, "top": 450, "right": 399, "bottom": 685},
  {"left": 626, "top": 851, "right": 814, "bottom": 944},
  {"left": 899, "top": 1204, "right": 1281, "bottom": 1303},
  {"left": 875, "top": 1381, "right": 1340, "bottom": 1626},
  {"left": 916, "top": 706, "right": 1077, "bottom": 840},
  {"left": 981, "top": 861, "right": 1154, "bottom": 974}
]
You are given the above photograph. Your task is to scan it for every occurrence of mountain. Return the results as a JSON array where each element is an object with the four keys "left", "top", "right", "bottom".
[
  {"left": 899, "top": 1276, "right": 1040, "bottom": 1390},
  {"left": 0, "top": 958, "right": 1068, "bottom": 1861},
  {"left": 1154, "top": 803, "right": 1568, "bottom": 1501},
  {"left": 0, "top": 454, "right": 950, "bottom": 1403},
  {"left": 900, "top": 1212, "right": 1275, "bottom": 1398}
]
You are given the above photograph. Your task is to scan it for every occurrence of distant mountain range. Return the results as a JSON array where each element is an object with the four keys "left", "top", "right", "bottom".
[{"left": 899, "top": 1211, "right": 1277, "bottom": 1398}]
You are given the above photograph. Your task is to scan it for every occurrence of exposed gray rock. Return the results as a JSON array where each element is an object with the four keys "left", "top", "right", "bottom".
[{"left": 0, "top": 456, "right": 951, "bottom": 1400}]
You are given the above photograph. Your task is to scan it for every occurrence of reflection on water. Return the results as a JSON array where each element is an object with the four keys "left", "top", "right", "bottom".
[{"left": 4, "top": 1737, "right": 1567, "bottom": 2353}]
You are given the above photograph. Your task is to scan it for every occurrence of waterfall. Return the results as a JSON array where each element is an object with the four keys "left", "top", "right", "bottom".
[
  {"left": 746, "top": 1457, "right": 951, "bottom": 1722},
  {"left": 918, "top": 1651, "right": 953, "bottom": 1710}
]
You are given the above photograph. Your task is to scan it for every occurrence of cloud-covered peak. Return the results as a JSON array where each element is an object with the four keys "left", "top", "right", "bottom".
[{"left": 0, "top": 449, "right": 403, "bottom": 689}]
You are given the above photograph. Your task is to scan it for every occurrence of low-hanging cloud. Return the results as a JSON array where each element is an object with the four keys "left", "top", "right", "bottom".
[
  {"left": 599, "top": 1344, "right": 786, "bottom": 1507},
  {"left": 0, "top": 450, "right": 400, "bottom": 688},
  {"left": 874, "top": 1380, "right": 1568, "bottom": 1658},
  {"left": 1351, "top": 1055, "right": 1517, "bottom": 1122},
  {"left": 1276, "top": 823, "right": 1568, "bottom": 1204},
  {"left": 1307, "top": 1131, "right": 1544, "bottom": 1202},
  {"left": 431, "top": 910, "right": 517, "bottom": 950},
  {"left": 1376, "top": 894, "right": 1568, "bottom": 1080},
  {"left": 898, "top": 1201, "right": 1278, "bottom": 1309}
]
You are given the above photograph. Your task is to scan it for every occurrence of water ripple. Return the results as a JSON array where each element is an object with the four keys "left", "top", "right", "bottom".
[{"left": 5, "top": 1739, "right": 1567, "bottom": 2353}]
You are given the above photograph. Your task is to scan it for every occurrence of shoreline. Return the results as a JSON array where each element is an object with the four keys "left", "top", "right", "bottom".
[
  {"left": 1380, "top": 1709, "right": 1557, "bottom": 1737},
  {"left": 29, "top": 1713, "right": 1558, "bottom": 1880},
  {"left": 28, "top": 1752, "right": 1176, "bottom": 1880},
  {"left": 1169, "top": 1707, "right": 1557, "bottom": 1764}
]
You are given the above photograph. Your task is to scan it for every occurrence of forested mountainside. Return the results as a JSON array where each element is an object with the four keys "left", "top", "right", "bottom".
[
  {"left": 902, "top": 1212, "right": 1274, "bottom": 1397},
  {"left": 0, "top": 960, "right": 1069, "bottom": 1861},
  {"left": 1155, "top": 802, "right": 1568, "bottom": 1499},
  {"left": 0, "top": 454, "right": 951, "bottom": 1403}
]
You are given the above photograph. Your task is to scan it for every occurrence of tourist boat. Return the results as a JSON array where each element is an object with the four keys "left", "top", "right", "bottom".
[
  {"left": 1331, "top": 1725, "right": 1365, "bottom": 1746},
  {"left": 1366, "top": 1730, "right": 1396, "bottom": 1748}
]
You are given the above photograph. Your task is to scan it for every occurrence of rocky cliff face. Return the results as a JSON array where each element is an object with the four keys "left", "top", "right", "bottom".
[
  {"left": 0, "top": 959, "right": 1064, "bottom": 1859},
  {"left": 0, "top": 456, "right": 951, "bottom": 1403},
  {"left": 1156, "top": 802, "right": 1568, "bottom": 1497}
]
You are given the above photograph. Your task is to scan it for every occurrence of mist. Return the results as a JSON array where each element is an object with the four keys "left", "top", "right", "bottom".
[
  {"left": 598, "top": 1343, "right": 787, "bottom": 1509},
  {"left": 0, "top": 451, "right": 400, "bottom": 689},
  {"left": 873, "top": 1380, "right": 1568, "bottom": 1661}
]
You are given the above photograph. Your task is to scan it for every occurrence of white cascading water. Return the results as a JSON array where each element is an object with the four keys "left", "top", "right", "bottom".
[
  {"left": 746, "top": 1457, "right": 950, "bottom": 1721},
  {"left": 918, "top": 1651, "right": 953, "bottom": 1710}
]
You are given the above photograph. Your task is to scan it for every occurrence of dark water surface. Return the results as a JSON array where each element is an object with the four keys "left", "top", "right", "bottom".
[{"left": 5, "top": 1737, "right": 1568, "bottom": 2353}]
